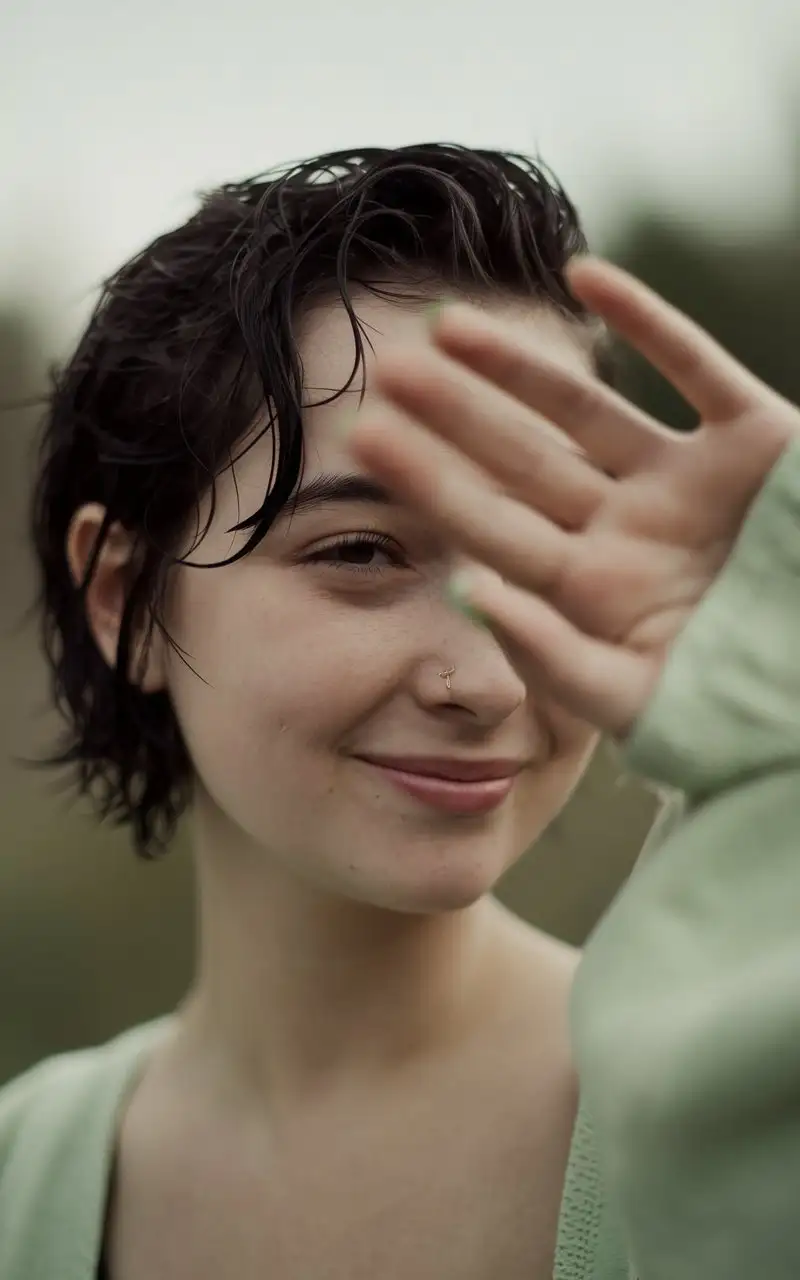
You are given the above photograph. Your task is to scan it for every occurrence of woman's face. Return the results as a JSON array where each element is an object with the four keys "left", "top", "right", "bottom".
[{"left": 163, "top": 292, "right": 599, "bottom": 912}]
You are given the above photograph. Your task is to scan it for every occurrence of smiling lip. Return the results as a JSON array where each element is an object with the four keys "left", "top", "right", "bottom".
[{"left": 356, "top": 755, "right": 524, "bottom": 815}]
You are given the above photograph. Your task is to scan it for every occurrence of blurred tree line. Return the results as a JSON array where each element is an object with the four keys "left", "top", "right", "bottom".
[{"left": 0, "top": 148, "right": 798, "bottom": 1085}]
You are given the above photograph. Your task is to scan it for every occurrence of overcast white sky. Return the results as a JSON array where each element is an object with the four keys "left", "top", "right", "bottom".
[{"left": 2, "top": 0, "right": 798, "bottom": 338}]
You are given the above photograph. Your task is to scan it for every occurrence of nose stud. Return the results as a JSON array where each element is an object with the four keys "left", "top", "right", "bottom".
[{"left": 438, "top": 666, "right": 455, "bottom": 691}]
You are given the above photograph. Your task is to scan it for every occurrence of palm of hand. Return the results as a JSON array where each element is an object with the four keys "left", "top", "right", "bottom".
[
  {"left": 348, "top": 260, "right": 798, "bottom": 736},
  {"left": 554, "top": 426, "right": 764, "bottom": 650}
]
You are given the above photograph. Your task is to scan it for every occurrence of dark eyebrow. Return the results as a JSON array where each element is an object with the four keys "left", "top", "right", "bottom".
[{"left": 284, "top": 472, "right": 396, "bottom": 517}]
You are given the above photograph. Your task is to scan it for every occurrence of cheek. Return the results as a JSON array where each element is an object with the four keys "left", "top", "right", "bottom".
[
  {"left": 560, "top": 716, "right": 598, "bottom": 759},
  {"left": 519, "top": 705, "right": 598, "bottom": 825},
  {"left": 166, "top": 573, "right": 333, "bottom": 747},
  {"left": 161, "top": 565, "right": 406, "bottom": 784},
  {"left": 542, "top": 695, "right": 598, "bottom": 764},
  {"left": 550, "top": 710, "right": 599, "bottom": 802}
]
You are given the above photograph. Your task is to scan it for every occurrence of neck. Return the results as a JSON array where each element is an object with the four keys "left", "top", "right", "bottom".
[{"left": 178, "top": 807, "right": 505, "bottom": 1107}]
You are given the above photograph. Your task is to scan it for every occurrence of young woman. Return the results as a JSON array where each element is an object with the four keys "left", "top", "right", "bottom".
[
  {"left": 1, "top": 143, "right": 796, "bottom": 1280},
  {"left": 0, "top": 144, "right": 630, "bottom": 1280}
]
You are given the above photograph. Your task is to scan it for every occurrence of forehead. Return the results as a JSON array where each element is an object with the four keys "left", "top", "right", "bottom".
[{"left": 296, "top": 290, "right": 593, "bottom": 472}]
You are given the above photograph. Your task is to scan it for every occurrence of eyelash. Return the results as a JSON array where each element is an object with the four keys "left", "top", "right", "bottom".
[{"left": 304, "top": 532, "right": 408, "bottom": 575}]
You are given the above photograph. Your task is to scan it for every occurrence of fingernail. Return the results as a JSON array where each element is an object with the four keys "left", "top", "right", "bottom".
[{"left": 444, "top": 572, "right": 490, "bottom": 628}]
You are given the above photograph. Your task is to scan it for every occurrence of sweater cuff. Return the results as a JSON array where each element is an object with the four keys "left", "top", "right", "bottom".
[{"left": 622, "top": 440, "right": 800, "bottom": 798}]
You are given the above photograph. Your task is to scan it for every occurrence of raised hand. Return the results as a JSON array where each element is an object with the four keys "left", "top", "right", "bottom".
[{"left": 344, "top": 260, "right": 800, "bottom": 737}]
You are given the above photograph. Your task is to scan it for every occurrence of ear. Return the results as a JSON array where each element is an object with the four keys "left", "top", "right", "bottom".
[{"left": 66, "top": 503, "right": 166, "bottom": 694}]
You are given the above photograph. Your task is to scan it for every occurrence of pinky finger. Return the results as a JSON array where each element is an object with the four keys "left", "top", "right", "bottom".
[{"left": 449, "top": 568, "right": 652, "bottom": 738}]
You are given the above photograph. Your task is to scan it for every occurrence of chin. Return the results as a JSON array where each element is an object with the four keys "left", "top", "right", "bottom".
[
  {"left": 410, "top": 883, "right": 495, "bottom": 915},
  {"left": 363, "top": 857, "right": 508, "bottom": 916},
  {"left": 355, "top": 818, "right": 532, "bottom": 914}
]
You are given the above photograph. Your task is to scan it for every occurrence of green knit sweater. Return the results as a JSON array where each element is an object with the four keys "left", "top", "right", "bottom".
[
  {"left": 570, "top": 439, "right": 800, "bottom": 1278},
  {"left": 3, "top": 440, "right": 800, "bottom": 1279}
]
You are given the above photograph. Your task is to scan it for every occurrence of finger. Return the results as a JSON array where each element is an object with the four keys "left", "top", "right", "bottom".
[
  {"left": 450, "top": 567, "right": 652, "bottom": 737},
  {"left": 567, "top": 258, "right": 763, "bottom": 422},
  {"left": 346, "top": 404, "right": 572, "bottom": 595},
  {"left": 373, "top": 346, "right": 610, "bottom": 529},
  {"left": 427, "top": 302, "right": 675, "bottom": 475}
]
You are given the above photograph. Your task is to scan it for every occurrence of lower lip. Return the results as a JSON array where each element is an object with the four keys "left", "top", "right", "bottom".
[{"left": 362, "top": 762, "right": 515, "bottom": 815}]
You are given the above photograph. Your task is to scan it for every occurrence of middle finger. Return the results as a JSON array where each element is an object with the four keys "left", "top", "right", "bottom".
[
  {"left": 372, "top": 345, "right": 611, "bottom": 529},
  {"left": 416, "top": 303, "right": 677, "bottom": 474}
]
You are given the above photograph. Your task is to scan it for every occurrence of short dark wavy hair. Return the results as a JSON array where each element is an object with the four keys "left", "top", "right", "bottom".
[{"left": 31, "top": 142, "right": 602, "bottom": 856}]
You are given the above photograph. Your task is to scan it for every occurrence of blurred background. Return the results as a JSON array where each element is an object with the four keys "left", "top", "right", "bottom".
[{"left": 2, "top": 0, "right": 799, "bottom": 1085}]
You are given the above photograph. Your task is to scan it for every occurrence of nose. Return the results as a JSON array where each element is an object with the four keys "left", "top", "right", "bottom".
[{"left": 418, "top": 603, "right": 527, "bottom": 730}]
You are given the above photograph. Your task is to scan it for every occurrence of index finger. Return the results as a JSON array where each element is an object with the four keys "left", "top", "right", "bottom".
[
  {"left": 429, "top": 304, "right": 675, "bottom": 475},
  {"left": 567, "top": 258, "right": 763, "bottom": 423}
]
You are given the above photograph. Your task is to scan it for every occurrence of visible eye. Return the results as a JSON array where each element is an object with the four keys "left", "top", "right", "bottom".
[{"left": 304, "top": 532, "right": 408, "bottom": 575}]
